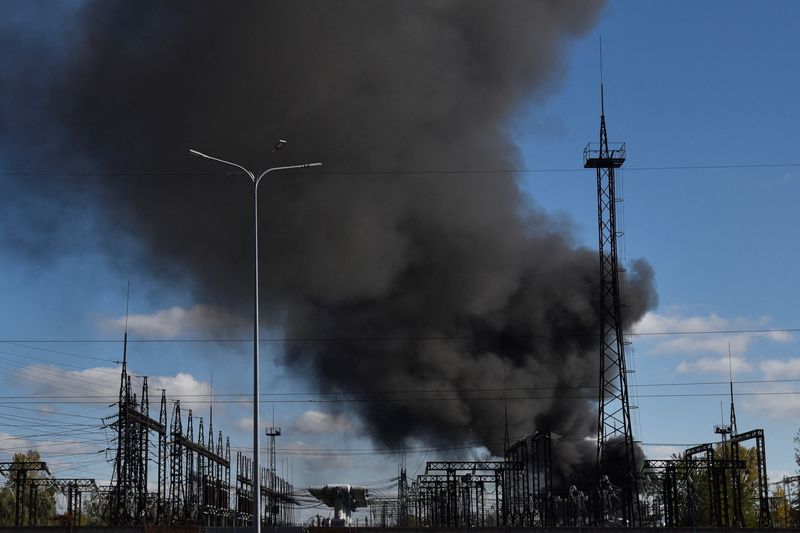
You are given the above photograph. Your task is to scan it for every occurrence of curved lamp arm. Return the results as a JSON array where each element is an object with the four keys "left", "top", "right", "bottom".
[
  {"left": 189, "top": 149, "right": 322, "bottom": 187},
  {"left": 255, "top": 162, "right": 323, "bottom": 188},
  {"left": 189, "top": 149, "right": 256, "bottom": 182}
]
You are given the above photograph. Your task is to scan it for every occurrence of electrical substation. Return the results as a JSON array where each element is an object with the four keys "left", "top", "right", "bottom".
[{"left": 0, "top": 89, "right": 791, "bottom": 532}]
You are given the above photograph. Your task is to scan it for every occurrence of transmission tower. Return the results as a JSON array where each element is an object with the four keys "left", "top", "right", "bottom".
[
  {"left": 266, "top": 411, "right": 281, "bottom": 525},
  {"left": 398, "top": 438, "right": 408, "bottom": 526},
  {"left": 584, "top": 70, "right": 639, "bottom": 525},
  {"left": 110, "top": 324, "right": 130, "bottom": 525},
  {"left": 726, "top": 346, "right": 746, "bottom": 527},
  {"left": 170, "top": 401, "right": 185, "bottom": 524}
]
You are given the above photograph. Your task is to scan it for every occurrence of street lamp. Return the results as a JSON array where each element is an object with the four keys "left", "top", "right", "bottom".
[{"left": 190, "top": 145, "right": 321, "bottom": 533}]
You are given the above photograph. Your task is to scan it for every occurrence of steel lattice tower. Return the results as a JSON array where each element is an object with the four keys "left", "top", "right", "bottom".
[
  {"left": 398, "top": 439, "right": 408, "bottom": 526},
  {"left": 584, "top": 79, "right": 639, "bottom": 525},
  {"left": 266, "top": 416, "right": 281, "bottom": 525}
]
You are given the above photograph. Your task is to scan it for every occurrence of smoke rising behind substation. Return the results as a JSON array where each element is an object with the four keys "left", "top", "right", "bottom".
[{"left": 0, "top": 1, "right": 657, "bottom": 479}]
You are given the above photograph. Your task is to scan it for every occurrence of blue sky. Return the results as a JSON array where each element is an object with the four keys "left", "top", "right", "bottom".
[
  {"left": 1, "top": 0, "right": 799, "bottom": 521},
  {"left": 514, "top": 0, "right": 800, "bottom": 481}
]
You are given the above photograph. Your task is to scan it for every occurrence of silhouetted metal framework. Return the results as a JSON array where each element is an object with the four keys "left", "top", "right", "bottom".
[
  {"left": 773, "top": 475, "right": 800, "bottom": 527},
  {"left": 235, "top": 451, "right": 255, "bottom": 526},
  {"left": 506, "top": 436, "right": 531, "bottom": 525},
  {"left": 731, "top": 428, "right": 772, "bottom": 528},
  {"left": 397, "top": 440, "right": 409, "bottom": 527},
  {"left": 370, "top": 496, "right": 399, "bottom": 527},
  {"left": 265, "top": 423, "right": 282, "bottom": 525},
  {"left": 642, "top": 458, "right": 745, "bottom": 528},
  {"left": 684, "top": 442, "right": 724, "bottom": 527},
  {"left": 415, "top": 473, "right": 489, "bottom": 527},
  {"left": 0, "top": 461, "right": 50, "bottom": 527},
  {"left": 168, "top": 405, "right": 232, "bottom": 525},
  {"left": 169, "top": 400, "right": 185, "bottom": 523},
  {"left": 530, "top": 430, "right": 554, "bottom": 525},
  {"left": 233, "top": 450, "right": 296, "bottom": 528},
  {"left": 157, "top": 388, "right": 168, "bottom": 523},
  {"left": 584, "top": 81, "right": 638, "bottom": 526},
  {"left": 562, "top": 487, "right": 599, "bottom": 528},
  {"left": 28, "top": 478, "right": 97, "bottom": 527},
  {"left": 108, "top": 336, "right": 167, "bottom": 526},
  {"left": 0, "top": 463, "right": 97, "bottom": 528},
  {"left": 261, "top": 465, "right": 297, "bottom": 526},
  {"left": 413, "top": 460, "right": 525, "bottom": 527}
]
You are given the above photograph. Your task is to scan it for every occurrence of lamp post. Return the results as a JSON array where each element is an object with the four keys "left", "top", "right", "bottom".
[{"left": 190, "top": 145, "right": 321, "bottom": 533}]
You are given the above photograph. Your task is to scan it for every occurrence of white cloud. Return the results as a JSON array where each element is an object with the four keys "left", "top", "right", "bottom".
[
  {"left": 770, "top": 469, "right": 795, "bottom": 483},
  {"left": 14, "top": 364, "right": 212, "bottom": 413},
  {"left": 98, "top": 304, "right": 245, "bottom": 338},
  {"left": 15, "top": 365, "right": 119, "bottom": 398},
  {"left": 760, "top": 358, "right": 800, "bottom": 380},
  {"left": 0, "top": 433, "right": 33, "bottom": 458},
  {"left": 0, "top": 432, "right": 107, "bottom": 479},
  {"left": 745, "top": 383, "right": 800, "bottom": 423},
  {"left": 294, "top": 410, "right": 355, "bottom": 434},
  {"left": 285, "top": 440, "right": 353, "bottom": 472},
  {"left": 643, "top": 444, "right": 684, "bottom": 460},
  {"left": 635, "top": 312, "right": 731, "bottom": 335},
  {"left": 633, "top": 311, "right": 792, "bottom": 357},
  {"left": 151, "top": 372, "right": 210, "bottom": 404},
  {"left": 234, "top": 417, "right": 254, "bottom": 432},
  {"left": 676, "top": 356, "right": 753, "bottom": 376}
]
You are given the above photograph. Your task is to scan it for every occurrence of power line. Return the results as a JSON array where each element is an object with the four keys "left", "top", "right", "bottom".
[
  {"left": 0, "top": 326, "right": 797, "bottom": 344},
  {"left": 3, "top": 341, "right": 117, "bottom": 364},
  {"left": 0, "top": 390, "right": 798, "bottom": 405},
  {"left": 0, "top": 377, "right": 797, "bottom": 400},
  {"left": 0, "top": 348, "right": 108, "bottom": 371},
  {"left": 2, "top": 162, "right": 800, "bottom": 177}
]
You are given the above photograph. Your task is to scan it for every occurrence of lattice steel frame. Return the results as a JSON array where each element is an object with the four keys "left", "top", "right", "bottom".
[
  {"left": 585, "top": 85, "right": 638, "bottom": 526},
  {"left": 731, "top": 428, "right": 772, "bottom": 528}
]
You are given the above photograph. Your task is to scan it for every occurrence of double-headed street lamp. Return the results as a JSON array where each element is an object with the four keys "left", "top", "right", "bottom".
[{"left": 190, "top": 144, "right": 321, "bottom": 532}]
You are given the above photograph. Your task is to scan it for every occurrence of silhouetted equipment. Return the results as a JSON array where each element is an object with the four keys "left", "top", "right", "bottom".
[
  {"left": 530, "top": 430, "right": 555, "bottom": 525},
  {"left": 397, "top": 439, "right": 409, "bottom": 527},
  {"left": 7, "top": 315, "right": 781, "bottom": 530},
  {"left": 107, "top": 327, "right": 168, "bottom": 525},
  {"left": 684, "top": 442, "right": 727, "bottom": 527},
  {"left": 28, "top": 478, "right": 97, "bottom": 527},
  {"left": 0, "top": 461, "right": 50, "bottom": 526},
  {"left": 506, "top": 435, "right": 531, "bottom": 525},
  {"left": 265, "top": 422, "right": 282, "bottom": 525},
  {"left": 412, "top": 460, "right": 526, "bottom": 527},
  {"left": 731, "top": 429, "right": 772, "bottom": 528},
  {"left": 102, "top": 342, "right": 294, "bottom": 527},
  {"left": 643, "top": 458, "right": 745, "bottom": 527},
  {"left": 773, "top": 475, "right": 800, "bottom": 527},
  {"left": 0, "top": 460, "right": 97, "bottom": 528},
  {"left": 309, "top": 484, "right": 368, "bottom": 526}
]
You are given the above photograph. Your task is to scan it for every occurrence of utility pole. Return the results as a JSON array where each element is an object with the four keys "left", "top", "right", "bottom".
[{"left": 190, "top": 144, "right": 321, "bottom": 533}]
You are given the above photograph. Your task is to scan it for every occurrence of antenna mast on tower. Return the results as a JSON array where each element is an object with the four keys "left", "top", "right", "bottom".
[{"left": 728, "top": 344, "right": 738, "bottom": 436}]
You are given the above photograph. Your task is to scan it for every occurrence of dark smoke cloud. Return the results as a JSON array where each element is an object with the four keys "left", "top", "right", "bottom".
[{"left": 1, "top": 1, "right": 658, "bottom": 472}]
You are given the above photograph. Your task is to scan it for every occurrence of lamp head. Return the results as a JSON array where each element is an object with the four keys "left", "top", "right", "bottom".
[{"left": 273, "top": 139, "right": 287, "bottom": 151}]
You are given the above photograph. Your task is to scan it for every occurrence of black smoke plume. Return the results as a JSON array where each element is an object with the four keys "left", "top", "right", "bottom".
[{"left": 1, "top": 1, "right": 658, "bottom": 477}]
